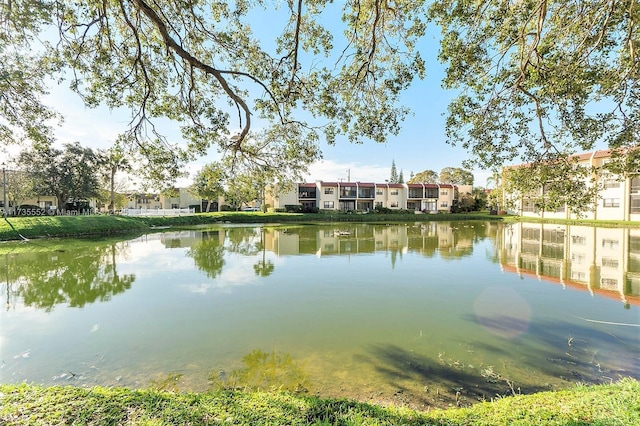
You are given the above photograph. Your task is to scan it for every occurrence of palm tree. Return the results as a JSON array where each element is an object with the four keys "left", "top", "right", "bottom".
[
  {"left": 486, "top": 170, "right": 502, "bottom": 189},
  {"left": 486, "top": 170, "right": 503, "bottom": 211},
  {"left": 100, "top": 139, "right": 131, "bottom": 213}
]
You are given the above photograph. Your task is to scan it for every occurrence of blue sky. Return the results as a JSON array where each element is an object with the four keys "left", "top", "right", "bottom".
[{"left": 8, "top": 9, "right": 492, "bottom": 189}]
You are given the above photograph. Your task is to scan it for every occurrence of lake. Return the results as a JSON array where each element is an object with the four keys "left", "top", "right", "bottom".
[{"left": 1, "top": 221, "right": 638, "bottom": 409}]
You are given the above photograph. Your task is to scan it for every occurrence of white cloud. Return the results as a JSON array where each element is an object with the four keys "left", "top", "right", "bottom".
[
  {"left": 305, "top": 158, "right": 494, "bottom": 188},
  {"left": 304, "top": 159, "right": 390, "bottom": 183}
]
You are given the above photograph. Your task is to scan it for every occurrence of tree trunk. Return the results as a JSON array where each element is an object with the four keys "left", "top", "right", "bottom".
[{"left": 109, "top": 166, "right": 116, "bottom": 213}]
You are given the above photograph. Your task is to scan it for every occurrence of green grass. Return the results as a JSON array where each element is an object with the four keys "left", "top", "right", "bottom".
[
  {"left": 0, "top": 212, "right": 498, "bottom": 241},
  {"left": 0, "top": 211, "right": 637, "bottom": 242},
  {"left": 1, "top": 379, "right": 638, "bottom": 425}
]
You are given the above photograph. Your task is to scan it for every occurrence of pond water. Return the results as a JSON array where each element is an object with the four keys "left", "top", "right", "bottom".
[{"left": 1, "top": 221, "right": 638, "bottom": 409}]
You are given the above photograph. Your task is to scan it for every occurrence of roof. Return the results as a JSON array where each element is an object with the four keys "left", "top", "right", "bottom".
[{"left": 504, "top": 149, "right": 619, "bottom": 169}]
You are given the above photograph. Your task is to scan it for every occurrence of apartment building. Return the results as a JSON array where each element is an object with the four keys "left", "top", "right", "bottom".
[
  {"left": 503, "top": 150, "right": 640, "bottom": 221},
  {"left": 267, "top": 181, "right": 468, "bottom": 212}
]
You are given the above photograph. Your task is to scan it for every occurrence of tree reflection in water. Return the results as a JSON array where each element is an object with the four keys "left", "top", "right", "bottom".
[
  {"left": 254, "top": 227, "right": 275, "bottom": 277},
  {"left": 187, "top": 230, "right": 226, "bottom": 279},
  {"left": 2, "top": 240, "right": 135, "bottom": 311}
]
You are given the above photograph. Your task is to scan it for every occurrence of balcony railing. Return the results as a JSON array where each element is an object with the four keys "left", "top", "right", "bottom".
[
  {"left": 426, "top": 189, "right": 438, "bottom": 198},
  {"left": 298, "top": 191, "right": 317, "bottom": 199}
]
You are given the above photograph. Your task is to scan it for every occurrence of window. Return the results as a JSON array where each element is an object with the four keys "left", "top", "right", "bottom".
[
  {"left": 440, "top": 190, "right": 448, "bottom": 196},
  {"left": 571, "top": 235, "right": 586, "bottom": 245},
  {"left": 601, "top": 257, "right": 619, "bottom": 268},
  {"left": 522, "top": 199, "right": 536, "bottom": 212},
  {"left": 571, "top": 271, "right": 587, "bottom": 282},
  {"left": 324, "top": 187, "right": 334, "bottom": 195},
  {"left": 603, "top": 179, "right": 620, "bottom": 189},
  {"left": 323, "top": 201, "right": 334, "bottom": 209},
  {"left": 440, "top": 201, "right": 448, "bottom": 208},
  {"left": 631, "top": 196, "right": 640, "bottom": 214},
  {"left": 571, "top": 253, "right": 585, "bottom": 264},
  {"left": 603, "top": 198, "right": 620, "bottom": 207},
  {"left": 390, "top": 201, "right": 398, "bottom": 207},
  {"left": 601, "top": 278, "right": 618, "bottom": 289},
  {"left": 390, "top": 189, "right": 399, "bottom": 195},
  {"left": 171, "top": 203, "right": 179, "bottom": 209},
  {"left": 375, "top": 201, "right": 383, "bottom": 208},
  {"left": 376, "top": 189, "right": 383, "bottom": 195},
  {"left": 602, "top": 239, "right": 619, "bottom": 249}
]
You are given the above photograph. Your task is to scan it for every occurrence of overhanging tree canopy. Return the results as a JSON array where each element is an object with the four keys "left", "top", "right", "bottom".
[
  {"left": 1, "top": 1, "right": 637, "bottom": 211},
  {"left": 429, "top": 0, "right": 638, "bottom": 212},
  {"left": 53, "top": 0, "right": 424, "bottom": 184}
]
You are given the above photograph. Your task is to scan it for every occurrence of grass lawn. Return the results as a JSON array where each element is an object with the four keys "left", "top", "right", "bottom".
[
  {"left": 0, "top": 211, "right": 499, "bottom": 241},
  {"left": 1, "top": 379, "right": 638, "bottom": 425}
]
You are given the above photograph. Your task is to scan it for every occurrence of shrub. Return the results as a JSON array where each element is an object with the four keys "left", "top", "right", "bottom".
[{"left": 373, "top": 206, "right": 392, "bottom": 214}]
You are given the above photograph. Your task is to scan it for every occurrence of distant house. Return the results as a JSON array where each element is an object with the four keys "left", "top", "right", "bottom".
[{"left": 124, "top": 188, "right": 224, "bottom": 212}]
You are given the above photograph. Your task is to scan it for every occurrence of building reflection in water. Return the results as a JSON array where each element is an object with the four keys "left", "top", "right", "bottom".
[
  {"left": 498, "top": 222, "right": 640, "bottom": 308},
  {"left": 262, "top": 222, "right": 481, "bottom": 259},
  {"left": 156, "top": 222, "right": 638, "bottom": 307}
]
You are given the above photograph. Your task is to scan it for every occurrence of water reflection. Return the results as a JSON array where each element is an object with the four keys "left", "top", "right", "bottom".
[
  {"left": 497, "top": 222, "right": 640, "bottom": 307},
  {"left": 265, "top": 222, "right": 490, "bottom": 258},
  {"left": 1, "top": 222, "right": 637, "bottom": 411},
  {"left": 3, "top": 240, "right": 135, "bottom": 312},
  {"left": 186, "top": 230, "right": 226, "bottom": 279}
]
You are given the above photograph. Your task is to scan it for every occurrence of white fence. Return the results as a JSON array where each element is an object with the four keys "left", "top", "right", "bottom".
[{"left": 122, "top": 208, "right": 195, "bottom": 217}]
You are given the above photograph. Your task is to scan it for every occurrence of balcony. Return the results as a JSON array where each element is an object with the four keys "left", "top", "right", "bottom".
[
  {"left": 358, "top": 189, "right": 375, "bottom": 199},
  {"left": 339, "top": 187, "right": 357, "bottom": 198},
  {"left": 298, "top": 190, "right": 317, "bottom": 199},
  {"left": 408, "top": 190, "right": 423, "bottom": 199}
]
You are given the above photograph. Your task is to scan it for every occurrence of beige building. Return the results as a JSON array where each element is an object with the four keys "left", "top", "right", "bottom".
[
  {"left": 503, "top": 149, "right": 640, "bottom": 221},
  {"left": 124, "top": 188, "right": 224, "bottom": 212},
  {"left": 267, "top": 181, "right": 464, "bottom": 212}
]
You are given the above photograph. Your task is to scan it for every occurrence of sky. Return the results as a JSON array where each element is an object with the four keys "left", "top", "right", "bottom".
[{"left": 6, "top": 7, "right": 493, "bottom": 190}]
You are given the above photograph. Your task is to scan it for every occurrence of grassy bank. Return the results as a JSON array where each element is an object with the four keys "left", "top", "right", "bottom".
[
  {"left": 502, "top": 215, "right": 640, "bottom": 228},
  {"left": 1, "top": 212, "right": 638, "bottom": 242},
  {"left": 0, "top": 212, "right": 497, "bottom": 241},
  {"left": 1, "top": 379, "right": 638, "bottom": 425}
]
